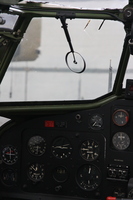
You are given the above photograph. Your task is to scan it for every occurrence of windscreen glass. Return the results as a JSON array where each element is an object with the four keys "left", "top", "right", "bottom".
[{"left": 0, "top": 2, "right": 126, "bottom": 101}]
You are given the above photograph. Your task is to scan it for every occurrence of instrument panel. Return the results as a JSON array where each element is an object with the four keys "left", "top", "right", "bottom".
[{"left": 1, "top": 99, "right": 133, "bottom": 200}]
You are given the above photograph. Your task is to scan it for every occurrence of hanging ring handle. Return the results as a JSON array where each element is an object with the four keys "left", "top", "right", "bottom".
[{"left": 65, "top": 51, "right": 86, "bottom": 73}]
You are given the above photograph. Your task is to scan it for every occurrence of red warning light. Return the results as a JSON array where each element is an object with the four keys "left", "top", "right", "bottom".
[{"left": 44, "top": 120, "right": 55, "bottom": 127}]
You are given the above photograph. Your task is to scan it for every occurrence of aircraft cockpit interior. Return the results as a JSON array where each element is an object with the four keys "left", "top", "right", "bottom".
[{"left": 1, "top": 0, "right": 133, "bottom": 199}]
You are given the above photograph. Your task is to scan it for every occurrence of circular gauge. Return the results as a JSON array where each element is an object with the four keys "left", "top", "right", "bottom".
[
  {"left": 1, "top": 146, "right": 18, "bottom": 165},
  {"left": 28, "top": 136, "right": 46, "bottom": 156},
  {"left": 1, "top": 169, "right": 17, "bottom": 186},
  {"left": 112, "top": 132, "right": 130, "bottom": 150},
  {"left": 76, "top": 164, "right": 101, "bottom": 191},
  {"left": 112, "top": 109, "right": 129, "bottom": 126},
  {"left": 28, "top": 163, "right": 44, "bottom": 182},
  {"left": 80, "top": 139, "right": 100, "bottom": 161},
  {"left": 52, "top": 137, "right": 72, "bottom": 159},
  {"left": 128, "top": 188, "right": 133, "bottom": 198},
  {"left": 53, "top": 166, "right": 68, "bottom": 182},
  {"left": 89, "top": 114, "right": 103, "bottom": 130}
]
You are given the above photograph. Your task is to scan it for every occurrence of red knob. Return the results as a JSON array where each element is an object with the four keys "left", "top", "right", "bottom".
[{"left": 106, "top": 197, "right": 116, "bottom": 200}]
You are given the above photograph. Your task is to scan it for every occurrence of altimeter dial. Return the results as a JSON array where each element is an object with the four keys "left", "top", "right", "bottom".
[{"left": 76, "top": 164, "right": 101, "bottom": 191}]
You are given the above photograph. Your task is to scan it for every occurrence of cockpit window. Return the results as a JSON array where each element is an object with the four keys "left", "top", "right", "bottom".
[
  {"left": 0, "top": 16, "right": 125, "bottom": 101},
  {"left": 25, "top": 0, "right": 128, "bottom": 9}
]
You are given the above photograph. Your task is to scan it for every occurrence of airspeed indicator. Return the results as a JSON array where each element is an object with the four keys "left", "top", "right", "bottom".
[{"left": 28, "top": 136, "right": 46, "bottom": 156}]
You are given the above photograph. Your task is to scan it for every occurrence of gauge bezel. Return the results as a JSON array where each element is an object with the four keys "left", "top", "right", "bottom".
[
  {"left": 1, "top": 145, "right": 18, "bottom": 165},
  {"left": 128, "top": 188, "right": 133, "bottom": 198},
  {"left": 80, "top": 139, "right": 100, "bottom": 161},
  {"left": 89, "top": 114, "right": 103, "bottom": 130},
  {"left": 28, "top": 135, "right": 46, "bottom": 156},
  {"left": 53, "top": 166, "right": 68, "bottom": 182},
  {"left": 76, "top": 164, "right": 101, "bottom": 191},
  {"left": 28, "top": 163, "right": 45, "bottom": 182},
  {"left": 112, "top": 109, "right": 129, "bottom": 126},
  {"left": 112, "top": 132, "right": 130, "bottom": 151},
  {"left": 51, "top": 137, "right": 72, "bottom": 159},
  {"left": 1, "top": 168, "right": 17, "bottom": 186}
]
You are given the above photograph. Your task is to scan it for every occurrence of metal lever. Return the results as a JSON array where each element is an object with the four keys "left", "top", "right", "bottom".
[
  {"left": 60, "top": 16, "right": 77, "bottom": 64},
  {"left": 60, "top": 16, "right": 86, "bottom": 73}
]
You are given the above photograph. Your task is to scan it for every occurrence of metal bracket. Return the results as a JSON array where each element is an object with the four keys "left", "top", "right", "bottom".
[
  {"left": 0, "top": 29, "right": 22, "bottom": 47},
  {"left": 0, "top": 29, "right": 22, "bottom": 41},
  {"left": 56, "top": 11, "right": 75, "bottom": 20}
]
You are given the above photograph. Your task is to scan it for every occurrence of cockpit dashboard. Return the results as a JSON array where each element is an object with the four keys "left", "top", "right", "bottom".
[
  {"left": 1, "top": 0, "right": 133, "bottom": 200},
  {"left": 0, "top": 98, "right": 133, "bottom": 200}
]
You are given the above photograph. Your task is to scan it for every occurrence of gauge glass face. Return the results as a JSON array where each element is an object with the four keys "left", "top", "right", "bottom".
[
  {"left": 76, "top": 164, "right": 101, "bottom": 191},
  {"left": 112, "top": 109, "right": 129, "bottom": 126},
  {"left": 1, "top": 169, "right": 17, "bottom": 186},
  {"left": 112, "top": 132, "right": 130, "bottom": 150},
  {"left": 53, "top": 166, "right": 68, "bottom": 182},
  {"left": 1, "top": 146, "right": 18, "bottom": 165},
  {"left": 128, "top": 188, "right": 133, "bottom": 198},
  {"left": 52, "top": 137, "right": 72, "bottom": 159},
  {"left": 28, "top": 163, "right": 44, "bottom": 182},
  {"left": 28, "top": 136, "right": 46, "bottom": 156},
  {"left": 90, "top": 114, "right": 103, "bottom": 130},
  {"left": 80, "top": 140, "right": 100, "bottom": 161}
]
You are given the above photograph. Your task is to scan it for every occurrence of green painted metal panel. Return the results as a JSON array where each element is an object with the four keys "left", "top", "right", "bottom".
[{"left": 0, "top": 0, "right": 22, "bottom": 5}]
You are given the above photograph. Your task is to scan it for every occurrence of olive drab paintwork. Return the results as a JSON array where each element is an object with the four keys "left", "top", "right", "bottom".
[{"left": 1, "top": 1, "right": 133, "bottom": 199}]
